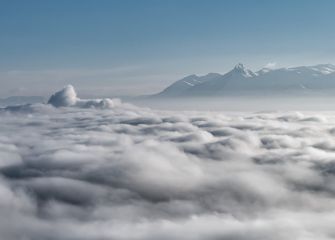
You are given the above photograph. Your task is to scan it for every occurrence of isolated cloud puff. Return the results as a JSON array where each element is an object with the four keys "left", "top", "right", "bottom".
[
  {"left": 48, "top": 85, "right": 121, "bottom": 109},
  {"left": 1, "top": 86, "right": 335, "bottom": 239},
  {"left": 48, "top": 84, "right": 78, "bottom": 107}
]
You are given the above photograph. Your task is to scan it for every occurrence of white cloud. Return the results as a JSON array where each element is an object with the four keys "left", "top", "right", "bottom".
[
  {"left": 0, "top": 87, "right": 335, "bottom": 239},
  {"left": 47, "top": 85, "right": 121, "bottom": 108}
]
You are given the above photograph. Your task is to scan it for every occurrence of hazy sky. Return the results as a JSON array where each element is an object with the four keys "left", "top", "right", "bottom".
[{"left": 1, "top": 0, "right": 335, "bottom": 97}]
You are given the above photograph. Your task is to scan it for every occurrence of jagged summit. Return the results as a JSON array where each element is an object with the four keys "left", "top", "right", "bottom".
[
  {"left": 230, "top": 63, "right": 256, "bottom": 78},
  {"left": 234, "top": 63, "right": 245, "bottom": 70}
]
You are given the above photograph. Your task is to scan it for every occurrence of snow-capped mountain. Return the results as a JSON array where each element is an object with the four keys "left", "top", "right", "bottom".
[
  {"left": 155, "top": 63, "right": 335, "bottom": 97},
  {"left": 157, "top": 73, "right": 222, "bottom": 97}
]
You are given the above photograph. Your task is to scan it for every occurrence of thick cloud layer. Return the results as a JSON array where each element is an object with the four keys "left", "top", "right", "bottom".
[{"left": 1, "top": 88, "right": 335, "bottom": 239}]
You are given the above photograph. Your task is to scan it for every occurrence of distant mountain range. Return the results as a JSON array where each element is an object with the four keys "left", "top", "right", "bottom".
[
  {"left": 0, "top": 96, "right": 45, "bottom": 107},
  {"left": 153, "top": 63, "right": 335, "bottom": 97}
]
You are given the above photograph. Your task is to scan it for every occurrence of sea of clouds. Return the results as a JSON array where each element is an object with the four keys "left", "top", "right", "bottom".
[{"left": 1, "top": 86, "right": 335, "bottom": 239}]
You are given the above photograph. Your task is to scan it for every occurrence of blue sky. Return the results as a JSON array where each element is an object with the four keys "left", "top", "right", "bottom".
[{"left": 1, "top": 0, "right": 335, "bottom": 97}]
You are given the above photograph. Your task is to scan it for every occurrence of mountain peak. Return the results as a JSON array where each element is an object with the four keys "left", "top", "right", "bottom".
[
  {"left": 234, "top": 63, "right": 245, "bottom": 71},
  {"left": 232, "top": 63, "right": 256, "bottom": 78}
]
